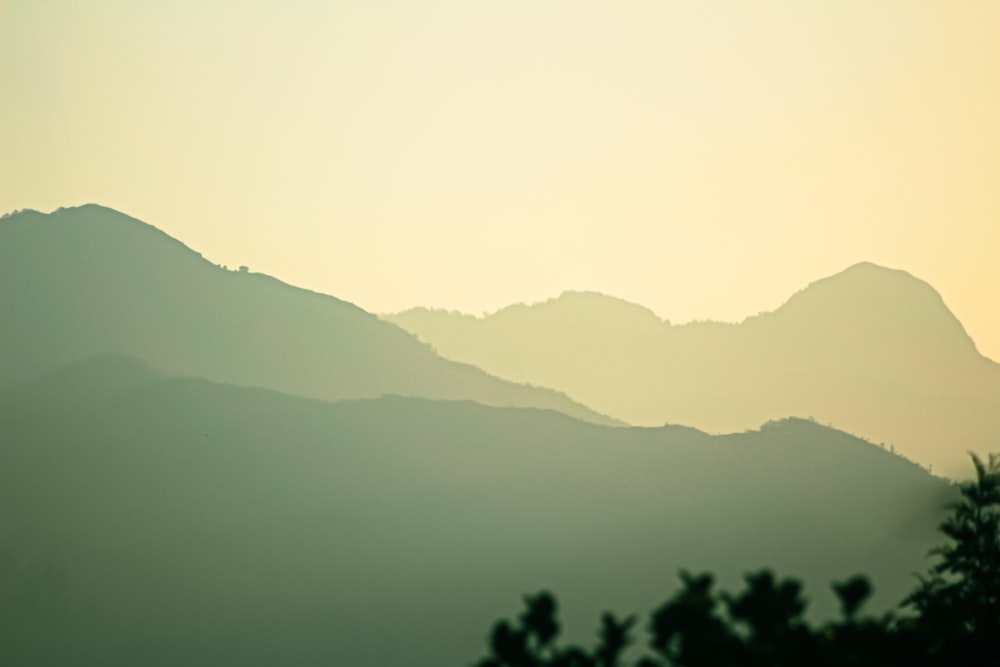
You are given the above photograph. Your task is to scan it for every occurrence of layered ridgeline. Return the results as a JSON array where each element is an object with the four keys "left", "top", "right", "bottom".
[
  {"left": 0, "top": 356, "right": 949, "bottom": 667},
  {"left": 388, "top": 266, "right": 1000, "bottom": 479},
  {"left": 0, "top": 205, "right": 612, "bottom": 425}
]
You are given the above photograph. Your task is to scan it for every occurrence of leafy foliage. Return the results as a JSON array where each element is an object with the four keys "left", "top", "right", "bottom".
[
  {"left": 903, "top": 453, "right": 1000, "bottom": 664},
  {"left": 473, "top": 454, "right": 1000, "bottom": 667}
]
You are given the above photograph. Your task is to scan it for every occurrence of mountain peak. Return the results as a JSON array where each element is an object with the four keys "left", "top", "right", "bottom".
[
  {"left": 765, "top": 261, "right": 979, "bottom": 353},
  {"left": 825, "top": 261, "right": 927, "bottom": 288},
  {"left": 803, "top": 261, "right": 935, "bottom": 299},
  {"left": 494, "top": 290, "right": 669, "bottom": 327},
  {"left": 1, "top": 204, "right": 209, "bottom": 268},
  {"left": 4, "top": 203, "right": 154, "bottom": 228}
]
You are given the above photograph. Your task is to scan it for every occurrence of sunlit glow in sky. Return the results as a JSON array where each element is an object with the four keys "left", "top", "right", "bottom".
[{"left": 2, "top": 1, "right": 999, "bottom": 359}]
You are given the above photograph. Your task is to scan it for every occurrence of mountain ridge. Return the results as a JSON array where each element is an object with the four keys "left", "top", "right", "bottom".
[
  {"left": 387, "top": 262, "right": 1000, "bottom": 478},
  {"left": 0, "top": 354, "right": 952, "bottom": 666},
  {"left": 395, "top": 262, "right": 983, "bottom": 357},
  {"left": 0, "top": 205, "right": 618, "bottom": 426}
]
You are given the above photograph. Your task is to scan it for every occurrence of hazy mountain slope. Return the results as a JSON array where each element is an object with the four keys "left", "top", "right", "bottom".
[
  {"left": 387, "top": 263, "right": 1000, "bottom": 478},
  {"left": 0, "top": 205, "right": 613, "bottom": 425},
  {"left": 0, "top": 356, "right": 951, "bottom": 667}
]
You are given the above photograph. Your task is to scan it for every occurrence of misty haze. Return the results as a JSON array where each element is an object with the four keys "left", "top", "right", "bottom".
[{"left": 2, "top": 2, "right": 999, "bottom": 666}]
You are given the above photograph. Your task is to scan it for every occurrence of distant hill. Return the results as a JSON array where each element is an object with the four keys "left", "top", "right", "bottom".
[
  {"left": 387, "top": 263, "right": 1000, "bottom": 478},
  {"left": 0, "top": 356, "right": 951, "bottom": 667},
  {"left": 0, "top": 205, "right": 614, "bottom": 425}
]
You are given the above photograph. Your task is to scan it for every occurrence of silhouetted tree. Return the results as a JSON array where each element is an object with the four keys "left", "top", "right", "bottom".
[
  {"left": 471, "top": 453, "right": 1000, "bottom": 667},
  {"left": 903, "top": 452, "right": 1000, "bottom": 664},
  {"left": 474, "top": 592, "right": 637, "bottom": 667}
]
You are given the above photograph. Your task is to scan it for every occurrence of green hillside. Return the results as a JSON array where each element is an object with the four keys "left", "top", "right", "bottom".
[
  {"left": 0, "top": 356, "right": 950, "bottom": 666},
  {"left": 0, "top": 206, "right": 614, "bottom": 426}
]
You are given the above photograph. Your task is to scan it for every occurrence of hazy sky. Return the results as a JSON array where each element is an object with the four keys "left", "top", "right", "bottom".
[{"left": 3, "top": 1, "right": 999, "bottom": 359}]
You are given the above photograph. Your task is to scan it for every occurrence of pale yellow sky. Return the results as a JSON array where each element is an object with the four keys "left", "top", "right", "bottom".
[{"left": 2, "top": 1, "right": 999, "bottom": 359}]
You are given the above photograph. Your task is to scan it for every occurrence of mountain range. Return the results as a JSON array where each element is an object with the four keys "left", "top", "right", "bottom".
[
  {"left": 387, "top": 264, "right": 1000, "bottom": 478},
  {"left": 0, "top": 354, "right": 950, "bottom": 667},
  {"left": 0, "top": 204, "right": 981, "bottom": 665},
  {"left": 0, "top": 205, "right": 613, "bottom": 426}
]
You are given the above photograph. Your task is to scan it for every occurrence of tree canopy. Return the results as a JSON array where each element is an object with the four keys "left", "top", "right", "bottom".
[{"left": 472, "top": 454, "right": 1000, "bottom": 667}]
